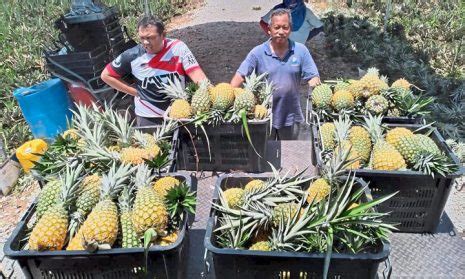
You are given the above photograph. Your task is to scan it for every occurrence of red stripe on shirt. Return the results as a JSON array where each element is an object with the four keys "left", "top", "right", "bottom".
[
  {"left": 138, "top": 98, "right": 164, "bottom": 117},
  {"left": 105, "top": 64, "right": 122, "bottom": 78},
  {"left": 148, "top": 39, "right": 182, "bottom": 68},
  {"left": 185, "top": 65, "right": 200, "bottom": 75}
]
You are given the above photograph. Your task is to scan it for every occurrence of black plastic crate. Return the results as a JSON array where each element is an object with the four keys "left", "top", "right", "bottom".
[
  {"left": 312, "top": 123, "right": 463, "bottom": 233},
  {"left": 176, "top": 120, "right": 269, "bottom": 172},
  {"left": 204, "top": 174, "right": 390, "bottom": 279},
  {"left": 4, "top": 172, "right": 193, "bottom": 279}
]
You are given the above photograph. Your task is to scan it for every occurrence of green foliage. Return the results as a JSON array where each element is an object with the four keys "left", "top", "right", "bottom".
[
  {"left": 323, "top": 1, "right": 465, "bottom": 140},
  {"left": 0, "top": 0, "right": 191, "bottom": 157}
]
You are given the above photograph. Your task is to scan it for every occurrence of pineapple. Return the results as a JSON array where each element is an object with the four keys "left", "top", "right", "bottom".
[
  {"left": 334, "top": 81, "right": 350, "bottom": 92},
  {"left": 244, "top": 179, "right": 266, "bottom": 192},
  {"left": 331, "top": 90, "right": 355, "bottom": 111},
  {"left": 119, "top": 186, "right": 141, "bottom": 248},
  {"left": 348, "top": 126, "right": 372, "bottom": 163},
  {"left": 254, "top": 105, "right": 268, "bottom": 120},
  {"left": 156, "top": 231, "right": 178, "bottom": 246},
  {"left": 233, "top": 88, "right": 246, "bottom": 98},
  {"left": 36, "top": 179, "right": 62, "bottom": 220},
  {"left": 223, "top": 188, "right": 244, "bottom": 209},
  {"left": 66, "top": 227, "right": 85, "bottom": 250},
  {"left": 152, "top": 176, "right": 180, "bottom": 198},
  {"left": 306, "top": 178, "right": 331, "bottom": 204},
  {"left": 81, "top": 164, "right": 134, "bottom": 250},
  {"left": 365, "top": 95, "right": 389, "bottom": 115},
  {"left": 132, "top": 164, "right": 169, "bottom": 235},
  {"left": 334, "top": 117, "right": 361, "bottom": 169},
  {"left": 243, "top": 71, "right": 267, "bottom": 96},
  {"left": 161, "top": 78, "right": 192, "bottom": 119},
  {"left": 391, "top": 78, "right": 411, "bottom": 90},
  {"left": 271, "top": 202, "right": 299, "bottom": 227},
  {"left": 29, "top": 165, "right": 83, "bottom": 251},
  {"left": 312, "top": 84, "right": 333, "bottom": 109},
  {"left": 234, "top": 90, "right": 256, "bottom": 113},
  {"left": 120, "top": 146, "right": 160, "bottom": 165},
  {"left": 385, "top": 127, "right": 414, "bottom": 149},
  {"left": 69, "top": 174, "right": 102, "bottom": 237},
  {"left": 249, "top": 241, "right": 272, "bottom": 251},
  {"left": 395, "top": 133, "right": 441, "bottom": 166},
  {"left": 211, "top": 83, "right": 235, "bottom": 111},
  {"left": 190, "top": 79, "right": 212, "bottom": 115},
  {"left": 354, "top": 69, "right": 389, "bottom": 99},
  {"left": 387, "top": 108, "right": 401, "bottom": 117},
  {"left": 320, "top": 122, "right": 336, "bottom": 151},
  {"left": 364, "top": 115, "right": 406, "bottom": 171}
]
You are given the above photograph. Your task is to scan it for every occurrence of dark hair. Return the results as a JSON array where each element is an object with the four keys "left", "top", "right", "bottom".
[
  {"left": 268, "top": 8, "right": 293, "bottom": 28},
  {"left": 137, "top": 15, "right": 165, "bottom": 35}
]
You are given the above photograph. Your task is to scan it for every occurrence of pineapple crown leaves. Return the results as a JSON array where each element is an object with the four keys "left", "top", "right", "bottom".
[
  {"left": 100, "top": 163, "right": 136, "bottom": 200},
  {"left": 362, "top": 113, "right": 386, "bottom": 143},
  {"left": 118, "top": 184, "right": 136, "bottom": 212},
  {"left": 104, "top": 108, "right": 134, "bottom": 146},
  {"left": 412, "top": 151, "right": 459, "bottom": 177},
  {"left": 243, "top": 70, "right": 268, "bottom": 94},
  {"left": 160, "top": 77, "right": 190, "bottom": 101},
  {"left": 257, "top": 79, "right": 274, "bottom": 106},
  {"left": 394, "top": 90, "right": 435, "bottom": 117},
  {"left": 152, "top": 119, "right": 178, "bottom": 143},
  {"left": 165, "top": 181, "right": 196, "bottom": 219},
  {"left": 132, "top": 163, "right": 155, "bottom": 189},
  {"left": 333, "top": 115, "right": 353, "bottom": 142},
  {"left": 216, "top": 214, "right": 253, "bottom": 249},
  {"left": 71, "top": 103, "right": 95, "bottom": 136},
  {"left": 57, "top": 164, "right": 85, "bottom": 208}
]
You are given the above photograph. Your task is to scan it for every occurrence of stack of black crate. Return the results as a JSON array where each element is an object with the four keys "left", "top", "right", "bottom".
[{"left": 44, "top": 3, "right": 136, "bottom": 90}]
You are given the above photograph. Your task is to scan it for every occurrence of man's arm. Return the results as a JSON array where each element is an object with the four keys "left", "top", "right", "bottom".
[
  {"left": 186, "top": 67, "right": 207, "bottom": 84},
  {"left": 101, "top": 68, "right": 137, "bottom": 96},
  {"left": 301, "top": 48, "right": 321, "bottom": 88},
  {"left": 230, "top": 73, "right": 245, "bottom": 88},
  {"left": 308, "top": 76, "right": 321, "bottom": 88}
]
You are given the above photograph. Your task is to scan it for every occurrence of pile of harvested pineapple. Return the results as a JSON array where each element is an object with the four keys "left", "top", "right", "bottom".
[
  {"left": 163, "top": 72, "right": 273, "bottom": 122},
  {"left": 311, "top": 67, "right": 433, "bottom": 120}
]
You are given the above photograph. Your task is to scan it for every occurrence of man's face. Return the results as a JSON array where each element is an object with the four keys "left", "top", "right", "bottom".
[
  {"left": 138, "top": 25, "right": 164, "bottom": 54},
  {"left": 268, "top": 14, "right": 291, "bottom": 44}
]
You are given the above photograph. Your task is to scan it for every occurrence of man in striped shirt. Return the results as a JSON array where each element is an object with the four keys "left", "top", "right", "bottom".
[{"left": 101, "top": 15, "right": 207, "bottom": 126}]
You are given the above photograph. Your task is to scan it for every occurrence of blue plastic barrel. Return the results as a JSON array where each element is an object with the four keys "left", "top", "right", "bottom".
[{"left": 13, "top": 79, "right": 73, "bottom": 139}]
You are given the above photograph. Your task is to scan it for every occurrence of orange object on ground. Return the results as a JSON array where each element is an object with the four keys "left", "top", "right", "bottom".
[{"left": 15, "top": 139, "right": 48, "bottom": 173}]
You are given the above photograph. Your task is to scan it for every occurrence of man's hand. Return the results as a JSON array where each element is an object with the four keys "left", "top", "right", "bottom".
[{"left": 308, "top": 76, "right": 321, "bottom": 88}]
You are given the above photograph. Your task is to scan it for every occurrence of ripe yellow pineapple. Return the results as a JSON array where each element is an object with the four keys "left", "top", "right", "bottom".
[
  {"left": 69, "top": 174, "right": 102, "bottom": 237},
  {"left": 156, "top": 231, "right": 178, "bottom": 246},
  {"left": 307, "top": 178, "right": 331, "bottom": 204},
  {"left": 233, "top": 88, "right": 246, "bottom": 98},
  {"left": 244, "top": 179, "right": 266, "bottom": 192},
  {"left": 29, "top": 165, "right": 83, "bottom": 251},
  {"left": 385, "top": 127, "right": 414, "bottom": 149},
  {"left": 80, "top": 164, "right": 134, "bottom": 250},
  {"left": 272, "top": 203, "right": 299, "bottom": 227},
  {"left": 152, "top": 176, "right": 181, "bottom": 198},
  {"left": 364, "top": 115, "right": 406, "bottom": 170},
  {"left": 223, "top": 188, "right": 244, "bottom": 209},
  {"left": 320, "top": 122, "right": 336, "bottom": 151},
  {"left": 348, "top": 126, "right": 372, "bottom": 163},
  {"left": 253, "top": 105, "right": 268, "bottom": 119},
  {"left": 132, "top": 164, "right": 169, "bottom": 235},
  {"left": 161, "top": 77, "right": 193, "bottom": 119},
  {"left": 249, "top": 241, "right": 271, "bottom": 251},
  {"left": 66, "top": 228, "right": 85, "bottom": 250},
  {"left": 211, "top": 83, "right": 235, "bottom": 111},
  {"left": 331, "top": 90, "right": 355, "bottom": 111},
  {"left": 391, "top": 78, "right": 411, "bottom": 90},
  {"left": 169, "top": 99, "right": 192, "bottom": 119},
  {"left": 120, "top": 146, "right": 161, "bottom": 165}
]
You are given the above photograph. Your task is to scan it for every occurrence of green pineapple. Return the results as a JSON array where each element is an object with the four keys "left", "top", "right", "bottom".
[
  {"left": 118, "top": 186, "right": 141, "bottom": 248},
  {"left": 312, "top": 84, "right": 333, "bottom": 109},
  {"left": 190, "top": 79, "right": 212, "bottom": 115},
  {"left": 234, "top": 90, "right": 256, "bottom": 113},
  {"left": 365, "top": 95, "right": 389, "bottom": 115},
  {"left": 36, "top": 179, "right": 62, "bottom": 220},
  {"left": 320, "top": 122, "right": 336, "bottom": 151}
]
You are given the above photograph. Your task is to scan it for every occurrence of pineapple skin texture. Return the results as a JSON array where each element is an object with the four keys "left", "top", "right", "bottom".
[
  {"left": 132, "top": 187, "right": 168, "bottom": 235},
  {"left": 120, "top": 146, "right": 160, "bottom": 165},
  {"left": 253, "top": 105, "right": 268, "bottom": 120},
  {"left": 36, "top": 180, "right": 62, "bottom": 220},
  {"left": 152, "top": 176, "right": 180, "bottom": 198},
  {"left": 395, "top": 134, "right": 441, "bottom": 165},
  {"left": 349, "top": 126, "right": 372, "bottom": 162},
  {"left": 331, "top": 90, "right": 355, "bottom": 111},
  {"left": 29, "top": 204, "right": 68, "bottom": 251},
  {"left": 244, "top": 179, "right": 265, "bottom": 192},
  {"left": 233, "top": 88, "right": 246, "bottom": 98},
  {"left": 121, "top": 211, "right": 141, "bottom": 248},
  {"left": 391, "top": 78, "right": 411, "bottom": 90},
  {"left": 320, "top": 123, "right": 336, "bottom": 151},
  {"left": 82, "top": 199, "right": 119, "bottom": 247},
  {"left": 210, "top": 83, "right": 234, "bottom": 102},
  {"left": 66, "top": 228, "right": 85, "bottom": 250},
  {"left": 234, "top": 91, "right": 256, "bottom": 113},
  {"left": 272, "top": 203, "right": 299, "bottom": 227},
  {"left": 312, "top": 84, "right": 333, "bottom": 109},
  {"left": 223, "top": 188, "right": 244, "bottom": 209},
  {"left": 249, "top": 241, "right": 271, "bottom": 251},
  {"left": 76, "top": 175, "right": 101, "bottom": 216},
  {"left": 365, "top": 95, "right": 389, "bottom": 115},
  {"left": 169, "top": 99, "right": 192, "bottom": 119},
  {"left": 191, "top": 89, "right": 212, "bottom": 115},
  {"left": 307, "top": 178, "right": 331, "bottom": 204},
  {"left": 156, "top": 231, "right": 178, "bottom": 246},
  {"left": 372, "top": 141, "right": 406, "bottom": 170},
  {"left": 386, "top": 128, "right": 414, "bottom": 149}
]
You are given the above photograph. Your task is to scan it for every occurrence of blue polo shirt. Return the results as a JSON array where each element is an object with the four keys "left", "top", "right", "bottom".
[{"left": 237, "top": 39, "right": 319, "bottom": 129}]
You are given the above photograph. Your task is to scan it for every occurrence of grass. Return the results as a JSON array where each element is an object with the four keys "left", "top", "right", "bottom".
[{"left": 0, "top": 0, "right": 192, "bottom": 162}]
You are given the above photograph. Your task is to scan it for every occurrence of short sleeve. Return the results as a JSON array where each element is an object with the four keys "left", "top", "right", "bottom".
[
  {"left": 301, "top": 48, "right": 319, "bottom": 81},
  {"left": 237, "top": 50, "right": 258, "bottom": 77},
  {"left": 178, "top": 42, "right": 200, "bottom": 74},
  {"left": 106, "top": 49, "right": 134, "bottom": 78}
]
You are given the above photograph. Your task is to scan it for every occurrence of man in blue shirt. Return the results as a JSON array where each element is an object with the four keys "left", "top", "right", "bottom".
[{"left": 231, "top": 8, "right": 320, "bottom": 140}]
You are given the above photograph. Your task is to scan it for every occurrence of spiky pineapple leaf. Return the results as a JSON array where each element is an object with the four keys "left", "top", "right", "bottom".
[{"left": 165, "top": 182, "right": 196, "bottom": 219}]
